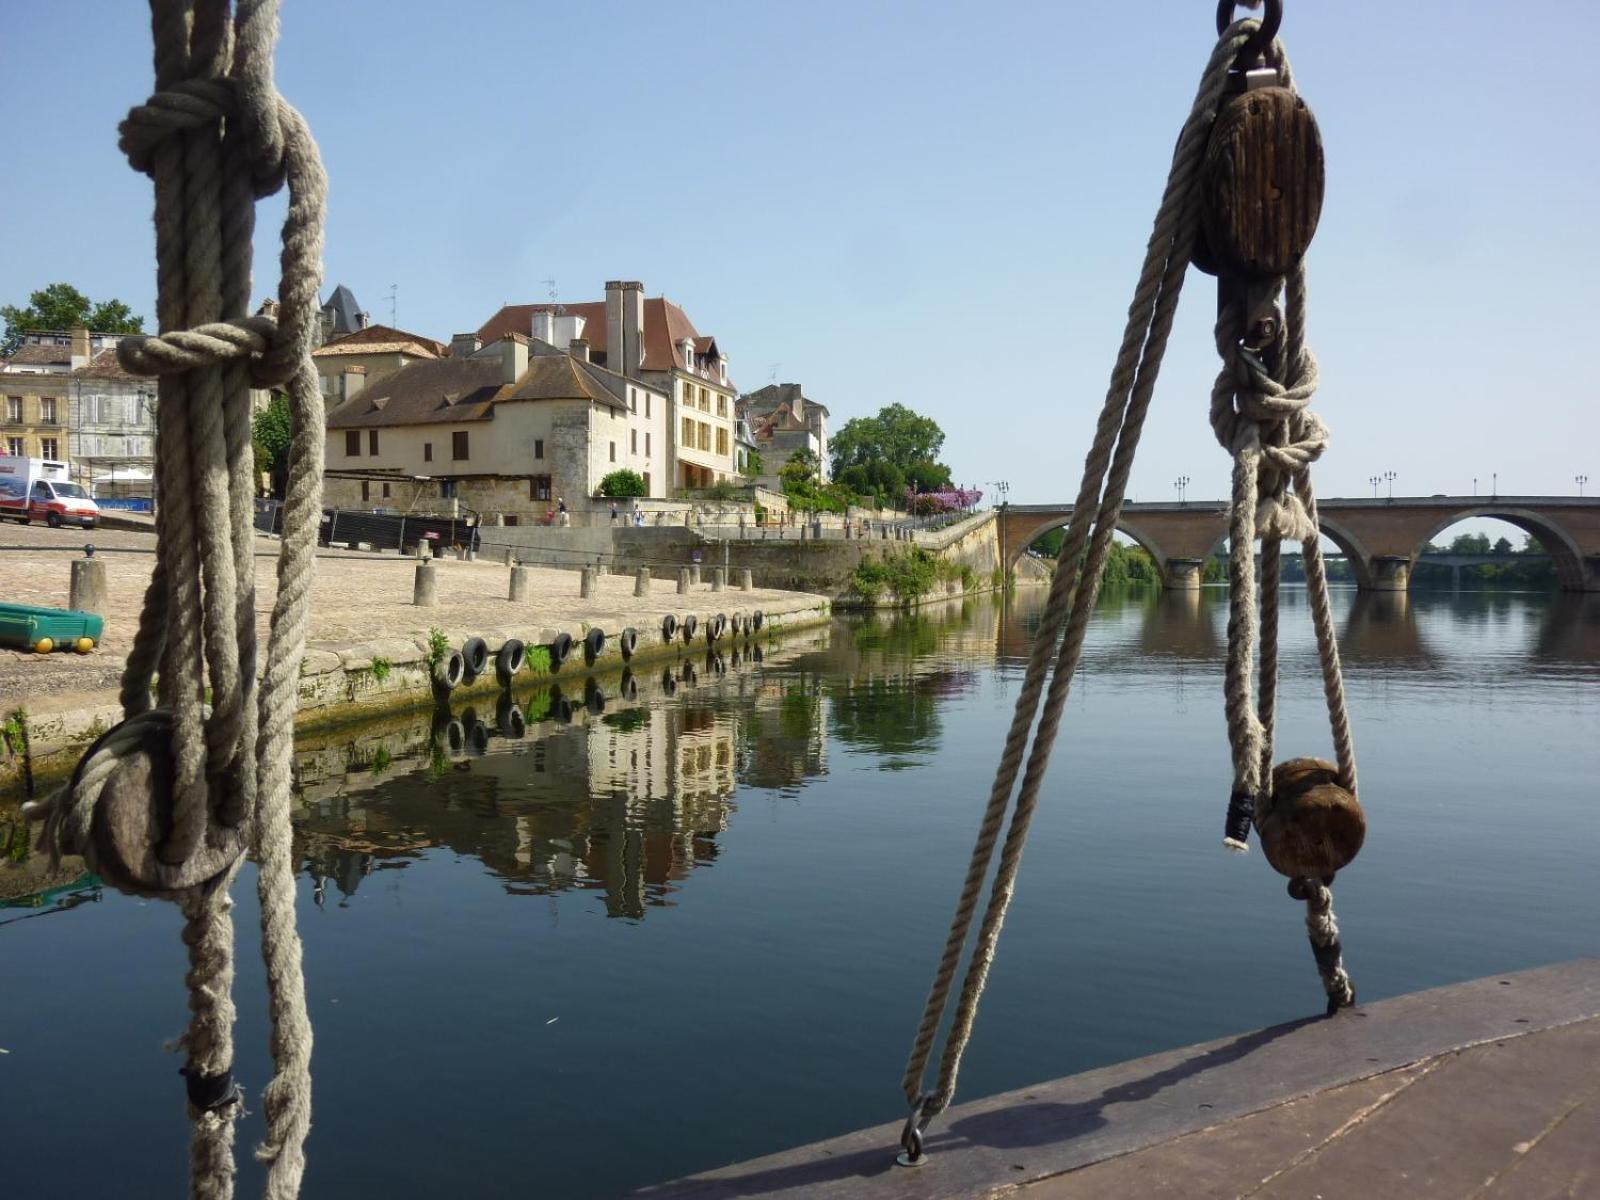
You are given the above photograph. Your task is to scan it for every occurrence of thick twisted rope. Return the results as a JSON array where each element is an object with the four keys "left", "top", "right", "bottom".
[
  {"left": 24, "top": 3, "right": 325, "bottom": 1196},
  {"left": 898, "top": 22, "right": 1259, "bottom": 1146}
]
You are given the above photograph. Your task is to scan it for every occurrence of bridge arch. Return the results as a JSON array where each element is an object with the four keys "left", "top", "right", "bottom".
[
  {"left": 1007, "top": 514, "right": 1170, "bottom": 578},
  {"left": 1410, "top": 506, "right": 1587, "bottom": 591}
]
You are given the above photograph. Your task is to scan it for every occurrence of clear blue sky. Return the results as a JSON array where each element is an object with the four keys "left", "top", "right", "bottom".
[{"left": 4, "top": 1, "right": 1596, "bottom": 505}]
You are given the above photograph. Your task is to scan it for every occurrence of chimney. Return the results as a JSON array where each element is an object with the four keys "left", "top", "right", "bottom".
[
  {"left": 531, "top": 310, "right": 555, "bottom": 345},
  {"left": 604, "top": 280, "right": 644, "bottom": 377},
  {"left": 500, "top": 335, "right": 529, "bottom": 383},
  {"left": 451, "top": 332, "right": 481, "bottom": 358},
  {"left": 341, "top": 365, "right": 366, "bottom": 401},
  {"left": 70, "top": 325, "right": 91, "bottom": 370},
  {"left": 569, "top": 338, "right": 590, "bottom": 363}
]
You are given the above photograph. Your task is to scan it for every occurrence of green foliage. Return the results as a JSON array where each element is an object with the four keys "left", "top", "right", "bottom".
[
  {"left": 599, "top": 468, "right": 647, "bottom": 498},
  {"left": 252, "top": 391, "right": 293, "bottom": 495},
  {"left": 703, "top": 481, "right": 743, "bottom": 501},
  {"left": 851, "top": 549, "right": 940, "bottom": 603},
  {"left": 837, "top": 460, "right": 907, "bottom": 510},
  {"left": 830, "top": 403, "right": 951, "bottom": 487},
  {"left": 424, "top": 628, "right": 449, "bottom": 670},
  {"left": 778, "top": 448, "right": 820, "bottom": 486},
  {"left": 2, "top": 283, "right": 145, "bottom": 354},
  {"left": 523, "top": 645, "right": 552, "bottom": 677},
  {"left": 602, "top": 708, "right": 647, "bottom": 733},
  {"left": 524, "top": 688, "right": 554, "bottom": 724},
  {"left": 783, "top": 477, "right": 853, "bottom": 513},
  {"left": 741, "top": 450, "right": 763, "bottom": 479},
  {"left": 370, "top": 746, "right": 392, "bottom": 775},
  {"left": 1, "top": 708, "right": 28, "bottom": 756},
  {"left": 370, "top": 657, "right": 392, "bottom": 683}
]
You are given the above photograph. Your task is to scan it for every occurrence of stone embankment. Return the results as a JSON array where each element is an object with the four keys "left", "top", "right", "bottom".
[{"left": 0, "top": 523, "right": 829, "bottom": 795}]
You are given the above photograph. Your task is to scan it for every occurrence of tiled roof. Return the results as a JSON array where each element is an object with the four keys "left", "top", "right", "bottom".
[
  {"left": 72, "top": 349, "right": 153, "bottom": 381},
  {"left": 325, "top": 358, "right": 507, "bottom": 429},
  {"left": 506, "top": 355, "right": 625, "bottom": 411},
  {"left": 476, "top": 295, "right": 733, "bottom": 385},
  {"left": 314, "top": 323, "right": 447, "bottom": 359},
  {"left": 5, "top": 344, "right": 73, "bottom": 367}
]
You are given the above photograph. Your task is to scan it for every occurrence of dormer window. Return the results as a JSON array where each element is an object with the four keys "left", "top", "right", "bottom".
[{"left": 681, "top": 338, "right": 696, "bottom": 371}]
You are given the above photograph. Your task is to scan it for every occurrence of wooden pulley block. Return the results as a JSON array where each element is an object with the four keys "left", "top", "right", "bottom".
[
  {"left": 1199, "top": 86, "right": 1324, "bottom": 281},
  {"left": 1257, "top": 757, "right": 1364, "bottom": 880}
]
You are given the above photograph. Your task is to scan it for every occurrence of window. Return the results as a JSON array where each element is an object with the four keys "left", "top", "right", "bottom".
[
  {"left": 534, "top": 438, "right": 544, "bottom": 460},
  {"left": 345, "top": 430, "right": 360, "bottom": 457},
  {"left": 361, "top": 480, "right": 370, "bottom": 502},
  {"left": 6, "top": 397, "right": 21, "bottom": 423},
  {"left": 382, "top": 482, "right": 391, "bottom": 499},
  {"left": 716, "top": 427, "right": 729, "bottom": 456},
  {"left": 40, "top": 398, "right": 57, "bottom": 424},
  {"left": 631, "top": 429, "right": 637, "bottom": 454},
  {"left": 505, "top": 515, "right": 520, "bottom": 527},
  {"left": 440, "top": 480, "right": 458, "bottom": 499},
  {"left": 644, "top": 394, "right": 651, "bottom": 418},
  {"left": 717, "top": 395, "right": 727, "bottom": 418},
  {"left": 6, "top": 437, "right": 23, "bottom": 456},
  {"left": 645, "top": 432, "right": 651, "bottom": 456},
  {"left": 530, "top": 474, "right": 552, "bottom": 501},
  {"left": 642, "top": 472, "right": 651, "bottom": 494},
  {"left": 682, "top": 415, "right": 694, "bottom": 445},
  {"left": 452, "top": 431, "right": 469, "bottom": 460},
  {"left": 630, "top": 388, "right": 637, "bottom": 413},
  {"left": 368, "top": 429, "right": 379, "bottom": 455},
  {"left": 698, "top": 387, "right": 709, "bottom": 412},
  {"left": 424, "top": 442, "right": 432, "bottom": 462},
  {"left": 40, "top": 437, "right": 59, "bottom": 458},
  {"left": 609, "top": 441, "right": 617, "bottom": 463}
]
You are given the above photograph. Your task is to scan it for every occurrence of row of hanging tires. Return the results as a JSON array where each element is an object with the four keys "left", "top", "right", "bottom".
[
  {"left": 430, "top": 611, "right": 768, "bottom": 697},
  {"left": 430, "top": 644, "right": 767, "bottom": 755}
]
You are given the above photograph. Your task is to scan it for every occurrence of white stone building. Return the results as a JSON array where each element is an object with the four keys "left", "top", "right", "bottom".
[
  {"left": 322, "top": 333, "right": 670, "bottom": 525},
  {"left": 478, "top": 280, "right": 740, "bottom": 492}
]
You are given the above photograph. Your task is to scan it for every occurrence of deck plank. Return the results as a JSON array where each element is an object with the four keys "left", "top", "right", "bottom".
[{"left": 634, "top": 960, "right": 1600, "bottom": 1199}]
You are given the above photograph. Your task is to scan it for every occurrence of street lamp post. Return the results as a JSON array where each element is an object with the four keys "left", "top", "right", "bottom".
[
  {"left": 1174, "top": 474, "right": 1190, "bottom": 504},
  {"left": 1369, "top": 474, "right": 1381, "bottom": 499},
  {"left": 1493, "top": 471, "right": 1498, "bottom": 496},
  {"left": 1384, "top": 470, "right": 1396, "bottom": 500},
  {"left": 1579, "top": 474, "right": 1590, "bottom": 497}
]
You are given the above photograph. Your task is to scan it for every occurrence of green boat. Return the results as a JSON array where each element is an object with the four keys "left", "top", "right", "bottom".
[{"left": 0, "top": 602, "right": 103, "bottom": 653}]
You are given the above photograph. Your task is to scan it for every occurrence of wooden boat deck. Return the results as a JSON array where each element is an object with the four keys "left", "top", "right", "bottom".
[{"left": 635, "top": 959, "right": 1600, "bottom": 1199}]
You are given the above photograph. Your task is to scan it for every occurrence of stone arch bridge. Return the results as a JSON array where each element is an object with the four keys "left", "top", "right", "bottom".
[{"left": 999, "top": 497, "right": 1600, "bottom": 592}]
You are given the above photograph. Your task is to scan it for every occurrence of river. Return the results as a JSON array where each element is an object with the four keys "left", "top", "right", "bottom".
[{"left": 3, "top": 584, "right": 1597, "bottom": 1198}]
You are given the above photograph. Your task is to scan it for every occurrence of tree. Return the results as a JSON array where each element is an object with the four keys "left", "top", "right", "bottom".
[
  {"left": 779, "top": 447, "right": 819, "bottom": 486},
  {"left": 830, "top": 403, "right": 946, "bottom": 477},
  {"left": 598, "top": 469, "right": 646, "bottom": 498},
  {"left": 1491, "top": 536, "right": 1513, "bottom": 556},
  {"left": 2, "top": 283, "right": 146, "bottom": 354},
  {"left": 740, "top": 450, "right": 763, "bottom": 479},
  {"left": 252, "top": 392, "right": 293, "bottom": 497}
]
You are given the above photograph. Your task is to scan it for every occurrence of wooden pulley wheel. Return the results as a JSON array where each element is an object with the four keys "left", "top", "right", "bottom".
[
  {"left": 1257, "top": 757, "right": 1364, "bottom": 880},
  {"left": 1199, "top": 86, "right": 1324, "bottom": 281}
]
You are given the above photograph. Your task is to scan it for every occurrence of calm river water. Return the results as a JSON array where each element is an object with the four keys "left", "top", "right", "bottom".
[{"left": 4, "top": 585, "right": 1597, "bottom": 1198}]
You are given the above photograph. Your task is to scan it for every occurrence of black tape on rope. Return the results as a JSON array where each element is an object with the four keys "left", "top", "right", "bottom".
[
  {"left": 1224, "top": 789, "right": 1255, "bottom": 846},
  {"left": 1310, "top": 937, "right": 1344, "bottom": 976},
  {"left": 181, "top": 1066, "right": 241, "bottom": 1113}
]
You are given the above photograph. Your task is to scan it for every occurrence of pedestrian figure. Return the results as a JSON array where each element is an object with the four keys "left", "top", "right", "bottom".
[{"left": 610, "top": 500, "right": 619, "bottom": 524}]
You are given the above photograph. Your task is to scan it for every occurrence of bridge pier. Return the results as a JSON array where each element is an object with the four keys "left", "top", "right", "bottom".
[
  {"left": 1163, "top": 557, "right": 1204, "bottom": 591},
  {"left": 1368, "top": 555, "right": 1411, "bottom": 592}
]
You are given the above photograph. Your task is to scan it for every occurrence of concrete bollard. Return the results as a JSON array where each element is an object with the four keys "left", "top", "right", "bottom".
[
  {"left": 711, "top": 567, "right": 725, "bottom": 592},
  {"left": 690, "top": 564, "right": 701, "bottom": 585},
  {"left": 413, "top": 560, "right": 438, "bottom": 607},
  {"left": 634, "top": 567, "right": 651, "bottom": 597},
  {"left": 509, "top": 565, "right": 529, "bottom": 601},
  {"left": 678, "top": 568, "right": 691, "bottom": 595},
  {"left": 740, "top": 568, "right": 753, "bottom": 592},
  {"left": 69, "top": 553, "right": 108, "bottom": 616},
  {"left": 581, "top": 567, "right": 595, "bottom": 599}
]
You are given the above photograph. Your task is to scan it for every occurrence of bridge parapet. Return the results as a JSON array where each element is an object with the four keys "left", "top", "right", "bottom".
[{"left": 997, "top": 496, "right": 1600, "bottom": 592}]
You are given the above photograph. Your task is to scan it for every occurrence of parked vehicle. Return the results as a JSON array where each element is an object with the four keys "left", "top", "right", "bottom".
[{"left": 0, "top": 457, "right": 100, "bottom": 528}]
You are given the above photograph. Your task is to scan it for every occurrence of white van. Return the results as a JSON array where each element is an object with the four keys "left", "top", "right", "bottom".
[{"left": 0, "top": 457, "right": 100, "bottom": 528}]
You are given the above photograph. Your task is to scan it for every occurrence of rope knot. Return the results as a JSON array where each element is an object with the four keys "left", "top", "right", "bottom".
[
  {"left": 26, "top": 710, "right": 248, "bottom": 902},
  {"left": 118, "top": 79, "right": 237, "bottom": 176},
  {"left": 117, "top": 315, "right": 282, "bottom": 384}
]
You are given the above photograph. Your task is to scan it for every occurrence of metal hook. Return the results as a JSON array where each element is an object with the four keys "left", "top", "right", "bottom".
[{"left": 1215, "top": 0, "right": 1282, "bottom": 67}]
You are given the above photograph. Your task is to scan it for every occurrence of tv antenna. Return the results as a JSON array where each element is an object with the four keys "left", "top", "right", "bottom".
[
  {"left": 386, "top": 283, "right": 397, "bottom": 327},
  {"left": 541, "top": 278, "right": 563, "bottom": 314},
  {"left": 768, "top": 363, "right": 780, "bottom": 383}
]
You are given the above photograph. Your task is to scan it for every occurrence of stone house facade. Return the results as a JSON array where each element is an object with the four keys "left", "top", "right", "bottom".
[
  {"left": 322, "top": 334, "right": 670, "bottom": 526},
  {"left": 740, "top": 382, "right": 831, "bottom": 486},
  {"left": 477, "top": 280, "right": 739, "bottom": 492},
  {"left": 68, "top": 350, "right": 157, "bottom": 493},
  {"left": 0, "top": 327, "right": 121, "bottom": 463}
]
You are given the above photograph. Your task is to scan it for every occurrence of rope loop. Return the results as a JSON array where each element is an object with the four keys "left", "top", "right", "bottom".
[{"left": 117, "top": 315, "right": 277, "bottom": 377}]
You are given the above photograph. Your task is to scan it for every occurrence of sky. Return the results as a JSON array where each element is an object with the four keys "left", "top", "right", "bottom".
[{"left": 3, "top": 1, "right": 1597, "bottom": 507}]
